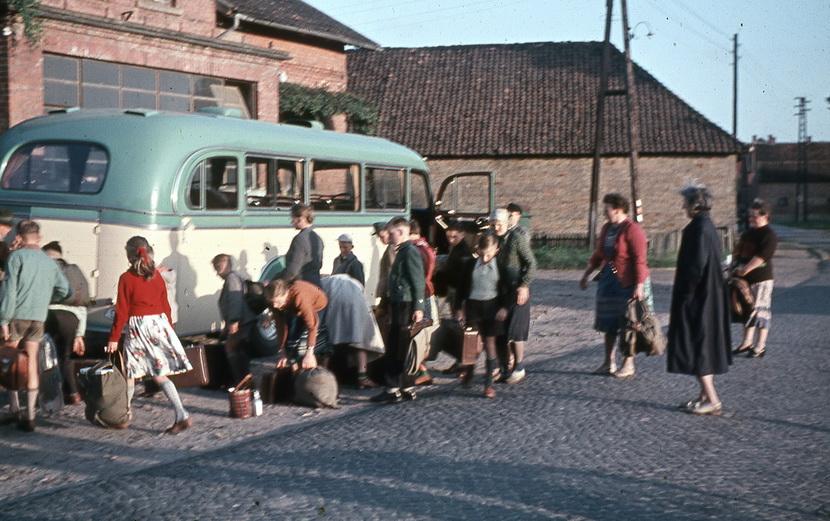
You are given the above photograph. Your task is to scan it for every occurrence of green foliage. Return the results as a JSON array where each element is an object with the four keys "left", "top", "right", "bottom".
[
  {"left": 533, "top": 245, "right": 679, "bottom": 270},
  {"left": 8, "top": 0, "right": 42, "bottom": 44},
  {"left": 279, "top": 83, "right": 378, "bottom": 135}
]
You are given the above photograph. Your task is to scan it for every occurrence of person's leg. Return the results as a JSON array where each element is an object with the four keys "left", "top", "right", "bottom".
[
  {"left": 21, "top": 338, "right": 40, "bottom": 429},
  {"left": 752, "top": 328, "right": 769, "bottom": 355},
  {"left": 49, "top": 311, "right": 83, "bottom": 400},
  {"left": 734, "top": 326, "right": 755, "bottom": 353},
  {"left": 224, "top": 337, "right": 247, "bottom": 385},
  {"left": 689, "top": 374, "right": 722, "bottom": 414},
  {"left": 153, "top": 374, "right": 190, "bottom": 425},
  {"left": 483, "top": 336, "right": 497, "bottom": 397}
]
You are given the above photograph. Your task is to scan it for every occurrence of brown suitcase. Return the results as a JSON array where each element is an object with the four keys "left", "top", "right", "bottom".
[
  {"left": 168, "top": 344, "right": 210, "bottom": 388},
  {"left": 259, "top": 369, "right": 294, "bottom": 404},
  {"left": 0, "top": 346, "right": 28, "bottom": 391},
  {"left": 460, "top": 328, "right": 481, "bottom": 366}
]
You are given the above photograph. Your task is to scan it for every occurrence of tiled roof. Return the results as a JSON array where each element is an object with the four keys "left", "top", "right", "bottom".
[
  {"left": 347, "top": 42, "right": 745, "bottom": 157},
  {"left": 218, "top": 0, "right": 379, "bottom": 50}
]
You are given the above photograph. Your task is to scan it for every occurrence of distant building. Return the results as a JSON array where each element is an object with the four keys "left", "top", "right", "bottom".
[
  {"left": 740, "top": 139, "right": 830, "bottom": 223},
  {"left": 0, "top": 0, "right": 378, "bottom": 131},
  {"left": 348, "top": 42, "right": 746, "bottom": 238}
]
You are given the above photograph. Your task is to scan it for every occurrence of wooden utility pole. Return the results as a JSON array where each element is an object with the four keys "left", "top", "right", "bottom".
[
  {"left": 588, "top": 0, "right": 644, "bottom": 246},
  {"left": 621, "top": 0, "right": 642, "bottom": 222},
  {"left": 588, "top": 0, "right": 614, "bottom": 248},
  {"left": 732, "top": 34, "right": 738, "bottom": 138}
]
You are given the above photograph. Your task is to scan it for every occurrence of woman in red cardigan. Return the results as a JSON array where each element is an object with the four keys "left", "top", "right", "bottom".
[{"left": 579, "top": 193, "right": 651, "bottom": 378}]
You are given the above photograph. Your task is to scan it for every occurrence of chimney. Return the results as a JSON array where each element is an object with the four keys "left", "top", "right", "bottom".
[{"left": 768, "top": 135, "right": 776, "bottom": 145}]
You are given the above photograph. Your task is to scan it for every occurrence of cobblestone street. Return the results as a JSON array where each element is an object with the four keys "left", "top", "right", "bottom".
[{"left": 0, "top": 227, "right": 827, "bottom": 521}]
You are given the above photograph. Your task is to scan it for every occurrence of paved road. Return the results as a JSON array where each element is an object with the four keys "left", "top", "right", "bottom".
[{"left": 0, "top": 227, "right": 828, "bottom": 520}]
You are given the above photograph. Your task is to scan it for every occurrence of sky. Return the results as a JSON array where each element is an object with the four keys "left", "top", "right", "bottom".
[{"left": 303, "top": 0, "right": 830, "bottom": 144}]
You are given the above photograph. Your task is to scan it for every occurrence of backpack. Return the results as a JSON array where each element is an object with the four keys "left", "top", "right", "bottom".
[
  {"left": 56, "top": 259, "right": 89, "bottom": 307},
  {"left": 293, "top": 367, "right": 338, "bottom": 409},
  {"left": 77, "top": 354, "right": 131, "bottom": 428}
]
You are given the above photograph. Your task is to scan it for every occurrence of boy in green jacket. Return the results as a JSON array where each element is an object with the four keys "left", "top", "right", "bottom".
[
  {"left": 371, "top": 217, "right": 425, "bottom": 404},
  {"left": 0, "top": 220, "right": 70, "bottom": 432}
]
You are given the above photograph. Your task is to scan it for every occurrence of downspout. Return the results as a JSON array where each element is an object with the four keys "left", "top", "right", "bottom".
[{"left": 217, "top": 12, "right": 241, "bottom": 39}]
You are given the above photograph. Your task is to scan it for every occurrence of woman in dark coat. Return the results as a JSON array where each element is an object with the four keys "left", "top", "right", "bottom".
[{"left": 667, "top": 184, "right": 731, "bottom": 415}]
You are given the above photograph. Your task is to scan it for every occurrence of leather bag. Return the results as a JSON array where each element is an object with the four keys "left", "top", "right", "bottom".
[
  {"left": 0, "top": 346, "right": 28, "bottom": 391},
  {"left": 619, "top": 299, "right": 666, "bottom": 357},
  {"left": 460, "top": 327, "right": 482, "bottom": 366},
  {"left": 727, "top": 276, "right": 754, "bottom": 323}
]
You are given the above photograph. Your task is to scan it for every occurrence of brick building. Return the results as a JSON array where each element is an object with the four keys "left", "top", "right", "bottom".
[
  {"left": 740, "top": 139, "right": 830, "bottom": 222},
  {"left": 348, "top": 42, "right": 747, "bottom": 239},
  {"left": 0, "top": 0, "right": 378, "bottom": 131}
]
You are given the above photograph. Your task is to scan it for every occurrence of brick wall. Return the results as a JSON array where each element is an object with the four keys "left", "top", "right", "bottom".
[
  {"left": 427, "top": 155, "right": 739, "bottom": 238},
  {"left": 758, "top": 182, "right": 830, "bottom": 217},
  {"left": 1, "top": 0, "right": 350, "bottom": 130}
]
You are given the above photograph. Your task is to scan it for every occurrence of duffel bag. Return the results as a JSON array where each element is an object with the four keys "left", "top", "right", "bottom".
[{"left": 77, "top": 352, "right": 130, "bottom": 429}]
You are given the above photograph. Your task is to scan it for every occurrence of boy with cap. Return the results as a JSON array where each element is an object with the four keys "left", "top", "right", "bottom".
[{"left": 332, "top": 233, "right": 365, "bottom": 287}]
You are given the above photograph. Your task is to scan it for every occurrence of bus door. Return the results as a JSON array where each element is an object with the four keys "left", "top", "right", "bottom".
[{"left": 433, "top": 171, "right": 495, "bottom": 253}]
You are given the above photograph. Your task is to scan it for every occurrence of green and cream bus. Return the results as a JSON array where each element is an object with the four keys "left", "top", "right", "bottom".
[{"left": 0, "top": 108, "right": 493, "bottom": 347}]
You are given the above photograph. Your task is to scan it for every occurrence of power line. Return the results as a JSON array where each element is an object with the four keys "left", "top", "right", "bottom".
[
  {"left": 664, "top": 0, "right": 733, "bottom": 40},
  {"left": 642, "top": 0, "right": 732, "bottom": 53}
]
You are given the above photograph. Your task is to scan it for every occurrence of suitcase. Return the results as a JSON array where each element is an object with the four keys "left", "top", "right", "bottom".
[
  {"left": 167, "top": 344, "right": 209, "bottom": 388},
  {"left": 204, "top": 342, "right": 233, "bottom": 390},
  {"left": 259, "top": 369, "right": 294, "bottom": 404},
  {"left": 0, "top": 346, "right": 29, "bottom": 391},
  {"left": 460, "top": 327, "right": 481, "bottom": 366}
]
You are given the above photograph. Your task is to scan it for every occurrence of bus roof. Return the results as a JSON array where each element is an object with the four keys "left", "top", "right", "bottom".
[{"left": 0, "top": 109, "right": 428, "bottom": 217}]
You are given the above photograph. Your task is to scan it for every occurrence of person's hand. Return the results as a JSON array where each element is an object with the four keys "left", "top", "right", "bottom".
[
  {"left": 228, "top": 322, "right": 239, "bottom": 336},
  {"left": 454, "top": 309, "right": 465, "bottom": 324},
  {"left": 301, "top": 351, "right": 318, "bottom": 370},
  {"left": 276, "top": 354, "right": 289, "bottom": 369},
  {"left": 105, "top": 341, "right": 119, "bottom": 354},
  {"left": 579, "top": 275, "right": 589, "bottom": 291},
  {"left": 73, "top": 336, "right": 86, "bottom": 356},
  {"left": 734, "top": 266, "right": 746, "bottom": 277},
  {"left": 495, "top": 307, "right": 509, "bottom": 322},
  {"left": 517, "top": 286, "right": 530, "bottom": 306},
  {"left": 412, "top": 309, "right": 424, "bottom": 324},
  {"left": 633, "top": 284, "right": 645, "bottom": 302},
  {"left": 1, "top": 324, "right": 8, "bottom": 342}
]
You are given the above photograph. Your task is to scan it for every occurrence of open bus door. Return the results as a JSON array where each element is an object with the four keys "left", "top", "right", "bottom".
[{"left": 432, "top": 172, "right": 496, "bottom": 254}]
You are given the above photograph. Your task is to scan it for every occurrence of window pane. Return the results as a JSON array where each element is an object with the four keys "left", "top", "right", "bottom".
[
  {"left": 123, "top": 90, "right": 157, "bottom": 109},
  {"left": 366, "top": 167, "right": 405, "bottom": 210},
  {"left": 160, "top": 94, "right": 190, "bottom": 112},
  {"left": 193, "top": 97, "right": 219, "bottom": 111},
  {"left": 193, "top": 76, "right": 222, "bottom": 97},
  {"left": 439, "top": 175, "right": 489, "bottom": 214},
  {"left": 245, "top": 157, "right": 302, "bottom": 209},
  {"left": 44, "top": 80, "right": 78, "bottom": 107},
  {"left": 1, "top": 143, "right": 108, "bottom": 194},
  {"left": 82, "top": 85, "right": 120, "bottom": 108},
  {"left": 123, "top": 66, "right": 156, "bottom": 90},
  {"left": 44, "top": 55, "right": 77, "bottom": 82},
  {"left": 204, "top": 157, "right": 238, "bottom": 210},
  {"left": 411, "top": 170, "right": 429, "bottom": 209},
  {"left": 160, "top": 71, "right": 190, "bottom": 95},
  {"left": 83, "top": 60, "right": 119, "bottom": 86},
  {"left": 187, "top": 163, "right": 202, "bottom": 209},
  {"left": 310, "top": 161, "right": 359, "bottom": 212}
]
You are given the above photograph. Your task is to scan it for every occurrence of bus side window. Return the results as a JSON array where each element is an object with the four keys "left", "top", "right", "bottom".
[
  {"left": 365, "top": 167, "right": 405, "bottom": 210},
  {"left": 309, "top": 160, "right": 359, "bottom": 211},
  {"left": 187, "top": 156, "right": 238, "bottom": 210},
  {"left": 245, "top": 156, "right": 303, "bottom": 209}
]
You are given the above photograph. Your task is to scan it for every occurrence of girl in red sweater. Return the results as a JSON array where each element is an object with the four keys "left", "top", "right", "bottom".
[{"left": 107, "top": 236, "right": 193, "bottom": 434}]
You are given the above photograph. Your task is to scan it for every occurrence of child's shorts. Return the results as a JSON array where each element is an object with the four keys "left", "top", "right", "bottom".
[
  {"left": 8, "top": 319, "right": 45, "bottom": 342},
  {"left": 465, "top": 298, "right": 504, "bottom": 338}
]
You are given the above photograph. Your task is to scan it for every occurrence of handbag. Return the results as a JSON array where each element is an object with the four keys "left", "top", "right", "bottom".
[
  {"left": 727, "top": 276, "right": 754, "bottom": 323},
  {"left": 0, "top": 345, "right": 28, "bottom": 391},
  {"left": 229, "top": 374, "right": 254, "bottom": 418},
  {"left": 620, "top": 299, "right": 666, "bottom": 357}
]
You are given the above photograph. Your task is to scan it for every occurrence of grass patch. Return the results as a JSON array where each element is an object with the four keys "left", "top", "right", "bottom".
[{"left": 533, "top": 245, "right": 678, "bottom": 270}]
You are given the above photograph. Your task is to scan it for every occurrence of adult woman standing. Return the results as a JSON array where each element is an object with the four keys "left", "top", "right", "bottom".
[
  {"left": 731, "top": 199, "right": 778, "bottom": 358},
  {"left": 667, "top": 184, "right": 731, "bottom": 415},
  {"left": 579, "top": 193, "right": 650, "bottom": 377}
]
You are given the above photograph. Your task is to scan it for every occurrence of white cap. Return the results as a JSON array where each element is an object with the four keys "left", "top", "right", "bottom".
[
  {"left": 490, "top": 208, "right": 509, "bottom": 222},
  {"left": 337, "top": 233, "right": 353, "bottom": 243}
]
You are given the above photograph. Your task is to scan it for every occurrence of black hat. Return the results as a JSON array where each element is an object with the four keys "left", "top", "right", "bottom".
[
  {"left": 371, "top": 222, "right": 386, "bottom": 235},
  {"left": 506, "top": 203, "right": 523, "bottom": 215}
]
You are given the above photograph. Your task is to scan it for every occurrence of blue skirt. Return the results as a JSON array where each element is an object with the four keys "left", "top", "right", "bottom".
[{"left": 594, "top": 266, "right": 635, "bottom": 333}]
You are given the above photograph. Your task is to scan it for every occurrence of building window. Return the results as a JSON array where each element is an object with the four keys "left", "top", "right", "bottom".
[
  {"left": 44, "top": 55, "right": 254, "bottom": 117},
  {"left": 777, "top": 197, "right": 788, "bottom": 207}
]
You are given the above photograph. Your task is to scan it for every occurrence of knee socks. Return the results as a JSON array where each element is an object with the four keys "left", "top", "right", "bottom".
[
  {"left": 160, "top": 380, "right": 188, "bottom": 422},
  {"left": 485, "top": 358, "right": 496, "bottom": 386},
  {"left": 26, "top": 389, "right": 38, "bottom": 420}
]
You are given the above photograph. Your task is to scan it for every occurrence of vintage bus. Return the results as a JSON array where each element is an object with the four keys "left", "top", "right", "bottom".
[{"left": 0, "top": 108, "right": 493, "bottom": 348}]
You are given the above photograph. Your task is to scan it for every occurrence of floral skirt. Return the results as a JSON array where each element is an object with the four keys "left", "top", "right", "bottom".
[
  {"left": 746, "top": 280, "right": 773, "bottom": 329},
  {"left": 123, "top": 314, "right": 192, "bottom": 379}
]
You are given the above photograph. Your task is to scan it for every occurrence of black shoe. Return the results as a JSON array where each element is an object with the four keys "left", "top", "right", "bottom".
[
  {"left": 747, "top": 349, "right": 766, "bottom": 358},
  {"left": 16, "top": 419, "right": 35, "bottom": 432},
  {"left": 370, "top": 390, "right": 402, "bottom": 404},
  {"left": 0, "top": 412, "right": 21, "bottom": 425},
  {"left": 732, "top": 345, "right": 752, "bottom": 355},
  {"left": 401, "top": 388, "right": 417, "bottom": 401}
]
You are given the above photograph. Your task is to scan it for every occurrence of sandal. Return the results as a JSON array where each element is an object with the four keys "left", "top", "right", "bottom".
[
  {"left": 732, "top": 345, "right": 752, "bottom": 355},
  {"left": 591, "top": 363, "right": 617, "bottom": 375}
]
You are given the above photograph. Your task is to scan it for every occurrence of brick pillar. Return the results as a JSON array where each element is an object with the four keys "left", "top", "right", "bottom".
[{"left": 3, "top": 21, "right": 43, "bottom": 130}]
